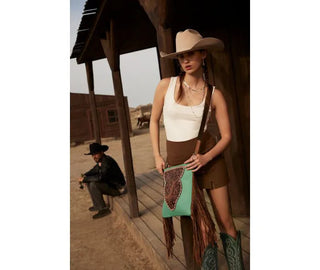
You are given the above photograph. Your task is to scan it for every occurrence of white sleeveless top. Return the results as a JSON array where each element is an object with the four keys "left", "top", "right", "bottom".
[{"left": 163, "top": 76, "right": 215, "bottom": 142}]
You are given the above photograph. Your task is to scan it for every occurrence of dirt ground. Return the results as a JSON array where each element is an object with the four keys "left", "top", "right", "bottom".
[{"left": 70, "top": 127, "right": 167, "bottom": 270}]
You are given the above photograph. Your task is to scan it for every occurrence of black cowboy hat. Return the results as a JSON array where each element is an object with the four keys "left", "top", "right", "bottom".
[{"left": 85, "top": 143, "right": 109, "bottom": 155}]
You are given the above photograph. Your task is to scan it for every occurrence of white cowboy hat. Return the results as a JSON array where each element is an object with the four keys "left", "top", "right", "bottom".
[{"left": 160, "top": 29, "right": 224, "bottom": 59}]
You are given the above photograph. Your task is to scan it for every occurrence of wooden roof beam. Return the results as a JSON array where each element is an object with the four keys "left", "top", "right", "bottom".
[
  {"left": 138, "top": 0, "right": 173, "bottom": 30},
  {"left": 100, "top": 20, "right": 119, "bottom": 71},
  {"left": 138, "top": 0, "right": 176, "bottom": 78},
  {"left": 77, "top": 0, "right": 108, "bottom": 64}
]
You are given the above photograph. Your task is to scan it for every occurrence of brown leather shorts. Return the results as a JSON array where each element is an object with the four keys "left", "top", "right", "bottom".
[{"left": 166, "top": 131, "right": 229, "bottom": 189}]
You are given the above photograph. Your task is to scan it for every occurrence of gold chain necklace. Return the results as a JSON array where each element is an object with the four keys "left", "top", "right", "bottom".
[
  {"left": 183, "top": 80, "right": 205, "bottom": 92},
  {"left": 184, "top": 86, "right": 205, "bottom": 118}
]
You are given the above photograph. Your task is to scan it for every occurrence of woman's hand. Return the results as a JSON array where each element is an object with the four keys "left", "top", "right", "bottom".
[
  {"left": 184, "top": 153, "right": 211, "bottom": 172},
  {"left": 155, "top": 155, "right": 166, "bottom": 176}
]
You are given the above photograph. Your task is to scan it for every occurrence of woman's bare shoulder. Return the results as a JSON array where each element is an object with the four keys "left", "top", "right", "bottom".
[
  {"left": 157, "top": 77, "right": 171, "bottom": 89},
  {"left": 152, "top": 77, "right": 173, "bottom": 108},
  {"left": 213, "top": 88, "right": 225, "bottom": 99},
  {"left": 211, "top": 88, "right": 226, "bottom": 108},
  {"left": 154, "top": 77, "right": 172, "bottom": 97}
]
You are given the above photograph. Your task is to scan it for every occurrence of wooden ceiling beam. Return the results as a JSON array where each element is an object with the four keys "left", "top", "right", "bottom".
[
  {"left": 138, "top": 0, "right": 173, "bottom": 30},
  {"left": 138, "top": 0, "right": 160, "bottom": 30},
  {"left": 100, "top": 19, "right": 119, "bottom": 71}
]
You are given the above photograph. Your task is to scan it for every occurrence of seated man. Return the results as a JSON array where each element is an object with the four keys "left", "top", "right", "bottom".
[{"left": 78, "top": 143, "right": 127, "bottom": 219}]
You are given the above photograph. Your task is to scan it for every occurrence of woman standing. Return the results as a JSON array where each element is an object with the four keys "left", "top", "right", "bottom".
[{"left": 150, "top": 29, "right": 245, "bottom": 269}]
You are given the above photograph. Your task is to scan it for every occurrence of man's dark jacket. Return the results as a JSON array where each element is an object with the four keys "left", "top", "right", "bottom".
[{"left": 83, "top": 154, "right": 126, "bottom": 188}]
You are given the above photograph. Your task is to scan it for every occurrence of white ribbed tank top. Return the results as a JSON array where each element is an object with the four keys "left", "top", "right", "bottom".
[{"left": 163, "top": 76, "right": 215, "bottom": 142}]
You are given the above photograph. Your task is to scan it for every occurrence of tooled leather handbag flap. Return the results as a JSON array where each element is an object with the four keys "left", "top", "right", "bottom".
[
  {"left": 162, "top": 86, "right": 212, "bottom": 212},
  {"left": 164, "top": 166, "right": 185, "bottom": 210}
]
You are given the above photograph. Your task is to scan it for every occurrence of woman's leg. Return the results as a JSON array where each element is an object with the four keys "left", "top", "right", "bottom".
[
  {"left": 206, "top": 185, "right": 237, "bottom": 238},
  {"left": 207, "top": 185, "right": 245, "bottom": 269}
]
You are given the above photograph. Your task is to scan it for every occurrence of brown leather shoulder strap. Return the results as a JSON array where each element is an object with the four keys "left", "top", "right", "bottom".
[
  {"left": 197, "top": 84, "right": 213, "bottom": 140},
  {"left": 194, "top": 84, "right": 213, "bottom": 154}
]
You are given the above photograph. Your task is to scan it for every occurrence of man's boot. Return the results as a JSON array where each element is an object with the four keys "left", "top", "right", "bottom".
[
  {"left": 201, "top": 243, "right": 218, "bottom": 270},
  {"left": 220, "top": 230, "right": 245, "bottom": 270},
  {"left": 92, "top": 208, "right": 111, "bottom": 219}
]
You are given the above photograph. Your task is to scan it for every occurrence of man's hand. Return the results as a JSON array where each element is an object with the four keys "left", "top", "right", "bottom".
[{"left": 78, "top": 176, "right": 85, "bottom": 190}]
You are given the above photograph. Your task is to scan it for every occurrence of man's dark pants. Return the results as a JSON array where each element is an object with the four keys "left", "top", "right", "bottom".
[{"left": 86, "top": 182, "right": 121, "bottom": 210}]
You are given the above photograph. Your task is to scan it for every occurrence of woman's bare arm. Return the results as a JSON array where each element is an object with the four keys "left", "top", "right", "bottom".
[
  {"left": 149, "top": 78, "right": 170, "bottom": 174},
  {"left": 205, "top": 89, "right": 232, "bottom": 159}
]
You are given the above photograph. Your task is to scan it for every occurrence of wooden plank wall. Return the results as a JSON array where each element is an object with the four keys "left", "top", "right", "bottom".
[
  {"left": 201, "top": 25, "right": 250, "bottom": 217},
  {"left": 70, "top": 93, "right": 132, "bottom": 142}
]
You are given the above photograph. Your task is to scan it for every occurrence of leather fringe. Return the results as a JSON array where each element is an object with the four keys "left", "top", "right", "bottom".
[
  {"left": 191, "top": 174, "right": 217, "bottom": 264},
  {"left": 163, "top": 216, "right": 175, "bottom": 258},
  {"left": 162, "top": 174, "right": 217, "bottom": 264}
]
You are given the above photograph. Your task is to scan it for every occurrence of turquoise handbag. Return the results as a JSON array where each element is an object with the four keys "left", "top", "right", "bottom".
[
  {"left": 162, "top": 164, "right": 193, "bottom": 217},
  {"left": 162, "top": 85, "right": 213, "bottom": 218}
]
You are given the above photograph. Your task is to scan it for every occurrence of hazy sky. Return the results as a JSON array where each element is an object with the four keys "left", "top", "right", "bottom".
[{"left": 70, "top": 0, "right": 160, "bottom": 107}]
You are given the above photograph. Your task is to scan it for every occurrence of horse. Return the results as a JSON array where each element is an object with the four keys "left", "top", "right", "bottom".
[{"left": 137, "top": 114, "right": 151, "bottom": 128}]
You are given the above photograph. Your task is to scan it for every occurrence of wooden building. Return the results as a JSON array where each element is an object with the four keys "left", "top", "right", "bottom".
[{"left": 70, "top": 93, "right": 131, "bottom": 143}]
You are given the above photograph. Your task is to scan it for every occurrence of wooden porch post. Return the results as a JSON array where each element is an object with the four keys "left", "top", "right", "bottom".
[
  {"left": 100, "top": 21, "right": 139, "bottom": 218},
  {"left": 111, "top": 70, "right": 139, "bottom": 218},
  {"left": 85, "top": 61, "right": 101, "bottom": 144},
  {"left": 156, "top": 25, "right": 176, "bottom": 77}
]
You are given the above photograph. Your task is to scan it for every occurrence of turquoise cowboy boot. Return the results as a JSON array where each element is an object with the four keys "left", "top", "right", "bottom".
[
  {"left": 220, "top": 230, "right": 245, "bottom": 270},
  {"left": 201, "top": 243, "right": 218, "bottom": 270}
]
